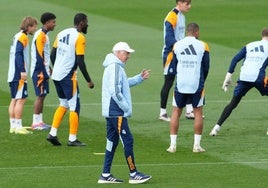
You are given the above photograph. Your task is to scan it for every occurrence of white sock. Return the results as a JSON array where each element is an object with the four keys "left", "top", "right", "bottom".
[
  {"left": 214, "top": 124, "right": 221, "bottom": 131},
  {"left": 194, "top": 134, "right": 202, "bottom": 146},
  {"left": 186, "top": 104, "right": 193, "bottom": 113},
  {"left": 170, "top": 135, "right": 177, "bottom": 148},
  {"left": 10, "top": 118, "right": 16, "bottom": 129},
  {"left": 15, "top": 119, "right": 22, "bottom": 129},
  {"left": 69, "top": 134, "right": 77, "bottom": 142},
  {"left": 101, "top": 173, "right": 111, "bottom": 177},
  {"left": 39, "top": 113, "right": 43, "bottom": 123},
  {"left": 160, "top": 108, "right": 167, "bottom": 116},
  {"left": 49, "top": 127, "right": 58, "bottom": 137},
  {"left": 32, "top": 114, "right": 39, "bottom": 124},
  {"left": 130, "top": 172, "right": 136, "bottom": 177}
]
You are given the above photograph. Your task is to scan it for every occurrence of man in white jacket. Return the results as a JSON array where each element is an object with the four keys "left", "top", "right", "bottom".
[{"left": 98, "top": 42, "right": 151, "bottom": 184}]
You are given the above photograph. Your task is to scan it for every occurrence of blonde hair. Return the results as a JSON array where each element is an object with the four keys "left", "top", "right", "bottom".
[{"left": 20, "top": 16, "right": 38, "bottom": 31}]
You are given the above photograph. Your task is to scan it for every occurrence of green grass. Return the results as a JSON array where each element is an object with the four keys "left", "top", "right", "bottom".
[{"left": 0, "top": 0, "right": 268, "bottom": 187}]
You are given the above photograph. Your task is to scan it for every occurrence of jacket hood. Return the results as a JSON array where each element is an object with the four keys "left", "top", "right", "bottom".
[{"left": 103, "top": 53, "right": 125, "bottom": 68}]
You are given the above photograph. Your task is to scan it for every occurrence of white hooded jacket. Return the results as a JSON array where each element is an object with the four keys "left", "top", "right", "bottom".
[{"left": 102, "top": 53, "right": 143, "bottom": 117}]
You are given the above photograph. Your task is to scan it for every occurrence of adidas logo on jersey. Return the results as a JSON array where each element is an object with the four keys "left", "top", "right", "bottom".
[
  {"left": 250, "top": 45, "right": 264, "bottom": 52},
  {"left": 180, "top": 44, "right": 197, "bottom": 55}
]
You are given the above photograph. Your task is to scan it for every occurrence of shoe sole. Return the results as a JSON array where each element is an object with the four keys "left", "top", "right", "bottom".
[
  {"left": 67, "top": 144, "right": 86, "bottom": 146},
  {"left": 67, "top": 140, "right": 87, "bottom": 146},
  {"left": 185, "top": 116, "right": 205, "bottom": 120},
  {"left": 129, "top": 176, "right": 152, "bottom": 184},
  {"left": 209, "top": 131, "right": 218, "bottom": 136},
  {"left": 193, "top": 149, "right": 206, "bottom": 153},
  {"left": 185, "top": 116, "right": 195, "bottom": 119},
  {"left": 159, "top": 117, "right": 170, "bottom": 122},
  {"left": 14, "top": 129, "right": 33, "bottom": 134},
  {"left": 97, "top": 180, "right": 123, "bottom": 184},
  {"left": 166, "top": 149, "right": 176, "bottom": 153},
  {"left": 15, "top": 131, "right": 32, "bottom": 134},
  {"left": 32, "top": 127, "right": 50, "bottom": 130}
]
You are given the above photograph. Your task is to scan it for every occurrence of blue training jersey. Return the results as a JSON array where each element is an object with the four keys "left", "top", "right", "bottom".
[{"left": 228, "top": 39, "right": 268, "bottom": 82}]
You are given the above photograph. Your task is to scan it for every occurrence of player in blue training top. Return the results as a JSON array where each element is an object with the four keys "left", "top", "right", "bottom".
[
  {"left": 167, "top": 23, "right": 210, "bottom": 153},
  {"left": 8, "top": 16, "right": 38, "bottom": 134},
  {"left": 159, "top": 0, "right": 194, "bottom": 122},
  {"left": 210, "top": 28, "right": 268, "bottom": 136},
  {"left": 31, "top": 12, "right": 56, "bottom": 130}
]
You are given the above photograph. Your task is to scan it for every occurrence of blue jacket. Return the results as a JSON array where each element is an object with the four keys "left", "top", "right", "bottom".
[{"left": 102, "top": 53, "right": 143, "bottom": 117}]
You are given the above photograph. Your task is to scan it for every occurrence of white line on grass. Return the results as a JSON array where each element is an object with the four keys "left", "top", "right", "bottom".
[
  {"left": 0, "top": 161, "right": 267, "bottom": 171},
  {"left": 42, "top": 99, "right": 268, "bottom": 106},
  {"left": 0, "top": 99, "right": 267, "bottom": 108}
]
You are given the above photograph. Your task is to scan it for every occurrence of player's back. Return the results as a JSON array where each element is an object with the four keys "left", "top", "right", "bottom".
[
  {"left": 240, "top": 40, "right": 268, "bottom": 82},
  {"left": 174, "top": 36, "right": 207, "bottom": 93}
]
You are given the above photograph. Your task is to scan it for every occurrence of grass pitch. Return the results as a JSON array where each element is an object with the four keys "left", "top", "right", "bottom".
[{"left": 0, "top": 0, "right": 267, "bottom": 187}]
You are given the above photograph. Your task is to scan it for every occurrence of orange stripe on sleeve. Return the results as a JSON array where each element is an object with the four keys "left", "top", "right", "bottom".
[
  {"left": 201, "top": 41, "right": 210, "bottom": 52},
  {"left": 53, "top": 35, "right": 58, "bottom": 48},
  {"left": 75, "top": 33, "right": 86, "bottom": 55},
  {"left": 36, "top": 32, "right": 46, "bottom": 59},
  {"left": 18, "top": 33, "right": 28, "bottom": 47},
  {"left": 166, "top": 11, "right": 178, "bottom": 28}
]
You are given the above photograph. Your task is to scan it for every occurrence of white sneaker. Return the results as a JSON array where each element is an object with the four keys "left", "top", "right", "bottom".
[
  {"left": 185, "top": 112, "right": 195, "bottom": 119},
  {"left": 266, "top": 128, "right": 268, "bottom": 135},
  {"left": 185, "top": 111, "right": 205, "bottom": 119},
  {"left": 166, "top": 146, "right": 176, "bottom": 153},
  {"left": 193, "top": 145, "right": 205, "bottom": 153},
  {"left": 129, "top": 172, "right": 151, "bottom": 184},
  {"left": 159, "top": 114, "right": 170, "bottom": 122},
  {"left": 209, "top": 125, "right": 221, "bottom": 136},
  {"left": 32, "top": 122, "right": 51, "bottom": 130}
]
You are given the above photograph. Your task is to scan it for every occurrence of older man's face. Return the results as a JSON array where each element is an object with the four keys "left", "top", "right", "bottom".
[{"left": 116, "top": 50, "right": 131, "bottom": 63}]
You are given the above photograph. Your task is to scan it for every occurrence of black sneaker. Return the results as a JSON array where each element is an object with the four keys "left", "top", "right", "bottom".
[
  {"left": 67, "top": 139, "right": 86, "bottom": 146},
  {"left": 46, "top": 134, "right": 62, "bottom": 146},
  {"left": 97, "top": 174, "right": 123, "bottom": 184}
]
